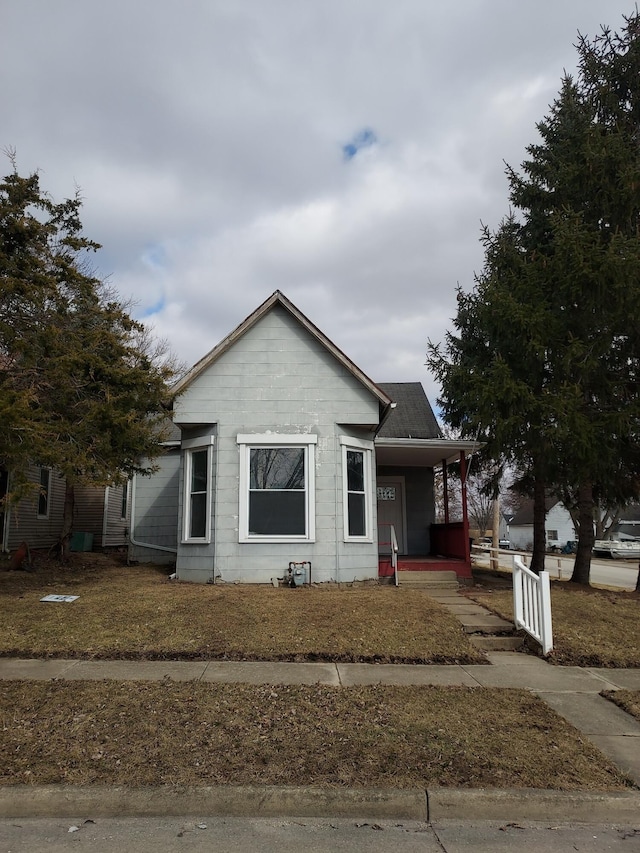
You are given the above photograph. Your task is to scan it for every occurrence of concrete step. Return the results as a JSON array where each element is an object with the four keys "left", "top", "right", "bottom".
[
  {"left": 398, "top": 570, "right": 459, "bottom": 583},
  {"left": 459, "top": 613, "right": 516, "bottom": 635},
  {"left": 470, "top": 635, "right": 525, "bottom": 651},
  {"left": 397, "top": 570, "right": 459, "bottom": 590}
]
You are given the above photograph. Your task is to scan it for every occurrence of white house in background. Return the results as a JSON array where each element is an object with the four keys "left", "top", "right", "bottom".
[
  {"left": 509, "top": 498, "right": 576, "bottom": 552},
  {"left": 128, "top": 291, "right": 478, "bottom": 583}
]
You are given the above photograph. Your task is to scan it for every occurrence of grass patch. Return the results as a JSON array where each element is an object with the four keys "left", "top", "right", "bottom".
[
  {"left": 601, "top": 690, "right": 640, "bottom": 722},
  {"left": 0, "top": 680, "right": 632, "bottom": 790},
  {"left": 0, "top": 554, "right": 484, "bottom": 664},
  {"left": 467, "top": 583, "right": 640, "bottom": 667}
]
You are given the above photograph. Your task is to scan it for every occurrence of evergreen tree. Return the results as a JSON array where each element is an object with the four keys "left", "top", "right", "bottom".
[
  {"left": 429, "top": 11, "right": 640, "bottom": 585},
  {"left": 0, "top": 160, "right": 179, "bottom": 558}
]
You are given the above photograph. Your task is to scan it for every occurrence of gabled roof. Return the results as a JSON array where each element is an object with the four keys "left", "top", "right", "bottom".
[
  {"left": 172, "top": 291, "right": 393, "bottom": 410},
  {"left": 510, "top": 497, "right": 561, "bottom": 526},
  {"left": 375, "top": 382, "right": 442, "bottom": 440}
]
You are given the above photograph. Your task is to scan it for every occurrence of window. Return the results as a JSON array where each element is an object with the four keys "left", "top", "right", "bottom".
[
  {"left": 340, "top": 437, "right": 373, "bottom": 540},
  {"left": 547, "top": 529, "right": 559, "bottom": 541},
  {"left": 37, "top": 468, "right": 51, "bottom": 518},
  {"left": 120, "top": 481, "right": 129, "bottom": 520},
  {"left": 182, "top": 436, "right": 214, "bottom": 543},
  {"left": 237, "top": 434, "right": 316, "bottom": 542}
]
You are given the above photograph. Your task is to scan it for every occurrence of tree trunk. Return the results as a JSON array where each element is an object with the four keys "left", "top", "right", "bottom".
[
  {"left": 570, "top": 481, "right": 594, "bottom": 586},
  {"left": 530, "top": 476, "right": 547, "bottom": 574},
  {"left": 56, "top": 481, "right": 75, "bottom": 563},
  {"left": 635, "top": 561, "right": 640, "bottom": 594}
]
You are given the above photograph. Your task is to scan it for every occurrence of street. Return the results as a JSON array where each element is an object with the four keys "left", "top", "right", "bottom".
[
  {"left": 1, "top": 817, "right": 640, "bottom": 853},
  {"left": 476, "top": 551, "right": 639, "bottom": 590}
]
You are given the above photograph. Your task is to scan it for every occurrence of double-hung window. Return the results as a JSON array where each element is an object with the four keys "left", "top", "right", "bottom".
[
  {"left": 340, "top": 437, "right": 373, "bottom": 540},
  {"left": 237, "top": 434, "right": 316, "bottom": 542},
  {"left": 37, "top": 467, "right": 51, "bottom": 519},
  {"left": 182, "top": 436, "right": 214, "bottom": 543}
]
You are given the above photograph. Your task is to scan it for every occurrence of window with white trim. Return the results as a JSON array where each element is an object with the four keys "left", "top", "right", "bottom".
[
  {"left": 237, "top": 434, "right": 316, "bottom": 542},
  {"left": 37, "top": 467, "right": 51, "bottom": 518},
  {"left": 182, "top": 436, "right": 214, "bottom": 543},
  {"left": 340, "top": 437, "right": 373, "bottom": 541}
]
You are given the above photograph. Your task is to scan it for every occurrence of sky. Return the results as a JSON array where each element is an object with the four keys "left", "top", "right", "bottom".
[{"left": 1, "top": 0, "right": 628, "bottom": 408}]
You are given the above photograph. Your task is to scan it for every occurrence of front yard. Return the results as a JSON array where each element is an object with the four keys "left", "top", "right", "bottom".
[
  {"left": 0, "top": 680, "right": 632, "bottom": 790},
  {"left": 0, "top": 553, "right": 484, "bottom": 664}
]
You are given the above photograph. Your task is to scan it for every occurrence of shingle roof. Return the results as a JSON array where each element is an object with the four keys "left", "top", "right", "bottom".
[
  {"left": 509, "top": 496, "right": 560, "bottom": 526},
  {"left": 375, "top": 382, "right": 442, "bottom": 440}
]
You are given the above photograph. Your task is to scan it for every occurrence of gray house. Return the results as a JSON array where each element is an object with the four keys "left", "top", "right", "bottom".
[{"left": 129, "top": 292, "right": 476, "bottom": 583}]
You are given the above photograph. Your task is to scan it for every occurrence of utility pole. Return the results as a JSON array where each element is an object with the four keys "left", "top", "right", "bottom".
[{"left": 491, "top": 496, "right": 500, "bottom": 572}]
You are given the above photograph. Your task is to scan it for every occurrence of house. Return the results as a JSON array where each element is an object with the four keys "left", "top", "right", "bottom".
[
  {"left": 509, "top": 498, "right": 576, "bottom": 552},
  {"left": 1, "top": 464, "right": 131, "bottom": 555},
  {"left": 128, "top": 291, "right": 477, "bottom": 584}
]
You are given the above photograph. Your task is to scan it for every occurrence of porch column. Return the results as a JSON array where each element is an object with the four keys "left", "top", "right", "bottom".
[
  {"left": 459, "top": 450, "right": 471, "bottom": 565},
  {"left": 442, "top": 459, "right": 449, "bottom": 525}
]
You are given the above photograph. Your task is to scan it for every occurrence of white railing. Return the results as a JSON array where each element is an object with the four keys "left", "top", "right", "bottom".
[
  {"left": 389, "top": 524, "right": 399, "bottom": 587},
  {"left": 512, "top": 555, "right": 553, "bottom": 655}
]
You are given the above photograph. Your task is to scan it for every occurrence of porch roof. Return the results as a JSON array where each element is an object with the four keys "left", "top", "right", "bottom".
[{"left": 375, "top": 437, "right": 480, "bottom": 468}]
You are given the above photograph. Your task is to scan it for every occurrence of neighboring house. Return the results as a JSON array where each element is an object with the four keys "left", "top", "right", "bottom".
[
  {"left": 1, "top": 464, "right": 66, "bottom": 553},
  {"left": 609, "top": 504, "right": 640, "bottom": 541},
  {"left": 128, "top": 291, "right": 477, "bottom": 583},
  {"left": 1, "top": 464, "right": 131, "bottom": 554},
  {"left": 509, "top": 498, "right": 576, "bottom": 551},
  {"left": 73, "top": 482, "right": 131, "bottom": 550}
]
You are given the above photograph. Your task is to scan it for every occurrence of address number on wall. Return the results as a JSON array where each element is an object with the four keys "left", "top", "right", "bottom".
[{"left": 377, "top": 487, "right": 396, "bottom": 501}]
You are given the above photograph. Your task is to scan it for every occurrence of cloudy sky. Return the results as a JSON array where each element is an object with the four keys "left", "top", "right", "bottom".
[{"left": 1, "top": 1, "right": 627, "bottom": 407}]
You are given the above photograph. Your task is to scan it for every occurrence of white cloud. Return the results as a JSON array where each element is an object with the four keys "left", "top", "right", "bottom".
[{"left": 0, "top": 0, "right": 622, "bottom": 408}]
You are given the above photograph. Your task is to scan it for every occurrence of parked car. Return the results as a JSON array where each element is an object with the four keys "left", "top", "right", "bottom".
[{"left": 478, "top": 537, "right": 510, "bottom": 549}]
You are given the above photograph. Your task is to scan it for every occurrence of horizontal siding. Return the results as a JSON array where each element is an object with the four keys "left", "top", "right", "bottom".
[
  {"left": 128, "top": 450, "right": 180, "bottom": 565},
  {"left": 5, "top": 466, "right": 66, "bottom": 551},
  {"left": 103, "top": 484, "right": 130, "bottom": 547},
  {"left": 73, "top": 485, "right": 105, "bottom": 544},
  {"left": 174, "top": 308, "right": 380, "bottom": 583}
]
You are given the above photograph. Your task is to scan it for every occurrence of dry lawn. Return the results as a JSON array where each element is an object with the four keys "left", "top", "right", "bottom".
[
  {"left": 0, "top": 680, "right": 633, "bottom": 790},
  {"left": 467, "top": 583, "right": 640, "bottom": 667},
  {"left": 0, "top": 554, "right": 484, "bottom": 664},
  {"left": 601, "top": 690, "right": 640, "bottom": 722}
]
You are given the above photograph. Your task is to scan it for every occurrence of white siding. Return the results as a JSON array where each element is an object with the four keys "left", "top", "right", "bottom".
[
  {"left": 174, "top": 306, "right": 381, "bottom": 583},
  {"left": 510, "top": 503, "right": 576, "bottom": 552},
  {"left": 545, "top": 503, "right": 576, "bottom": 547}
]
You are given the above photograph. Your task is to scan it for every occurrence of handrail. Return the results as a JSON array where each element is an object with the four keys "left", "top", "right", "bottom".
[
  {"left": 378, "top": 523, "right": 399, "bottom": 586},
  {"left": 512, "top": 555, "right": 553, "bottom": 655},
  {"left": 389, "top": 524, "right": 399, "bottom": 587}
]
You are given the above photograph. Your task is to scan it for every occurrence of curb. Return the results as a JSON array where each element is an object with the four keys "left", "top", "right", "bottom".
[
  {"left": 0, "top": 786, "right": 427, "bottom": 820},
  {"left": 2, "top": 785, "right": 640, "bottom": 822},
  {"left": 427, "top": 787, "right": 640, "bottom": 822}
]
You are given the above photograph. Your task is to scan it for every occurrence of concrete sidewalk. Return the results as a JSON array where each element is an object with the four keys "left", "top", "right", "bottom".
[
  {"left": 1, "top": 652, "right": 640, "bottom": 822},
  {"left": 2, "top": 651, "right": 640, "bottom": 789}
]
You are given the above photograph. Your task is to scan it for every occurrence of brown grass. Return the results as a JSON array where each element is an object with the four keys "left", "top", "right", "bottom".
[
  {"left": 0, "top": 680, "right": 633, "bottom": 790},
  {"left": 601, "top": 690, "right": 640, "bottom": 722},
  {"left": 467, "top": 582, "right": 640, "bottom": 667},
  {"left": 0, "top": 553, "right": 484, "bottom": 664}
]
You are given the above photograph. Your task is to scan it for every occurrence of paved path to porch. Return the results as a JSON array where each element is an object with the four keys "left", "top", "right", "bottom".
[{"left": 2, "top": 651, "right": 640, "bottom": 787}]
